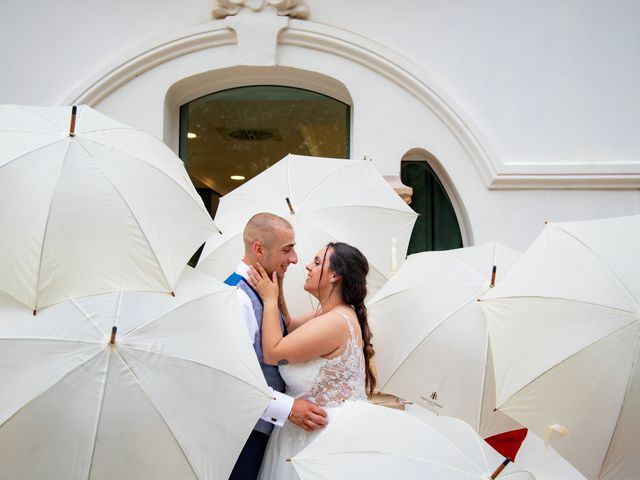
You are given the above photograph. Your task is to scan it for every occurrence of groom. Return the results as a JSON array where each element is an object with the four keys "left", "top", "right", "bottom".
[{"left": 226, "top": 212, "right": 327, "bottom": 480}]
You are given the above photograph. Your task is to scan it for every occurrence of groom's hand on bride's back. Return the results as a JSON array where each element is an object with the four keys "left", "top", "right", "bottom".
[{"left": 288, "top": 399, "right": 327, "bottom": 432}]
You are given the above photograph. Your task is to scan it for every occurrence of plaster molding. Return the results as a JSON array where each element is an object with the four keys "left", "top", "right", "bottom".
[
  {"left": 212, "top": 0, "right": 309, "bottom": 20},
  {"left": 61, "top": 20, "right": 640, "bottom": 190},
  {"left": 223, "top": 8, "right": 288, "bottom": 65},
  {"left": 62, "top": 24, "right": 234, "bottom": 107}
]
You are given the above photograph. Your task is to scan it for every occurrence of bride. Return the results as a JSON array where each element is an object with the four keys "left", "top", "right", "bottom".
[{"left": 247, "top": 241, "right": 376, "bottom": 480}]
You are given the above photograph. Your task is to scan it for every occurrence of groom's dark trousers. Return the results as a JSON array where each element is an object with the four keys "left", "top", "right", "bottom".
[{"left": 228, "top": 430, "right": 269, "bottom": 480}]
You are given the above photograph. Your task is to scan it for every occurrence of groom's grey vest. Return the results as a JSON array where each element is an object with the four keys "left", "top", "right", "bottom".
[{"left": 225, "top": 273, "right": 287, "bottom": 435}]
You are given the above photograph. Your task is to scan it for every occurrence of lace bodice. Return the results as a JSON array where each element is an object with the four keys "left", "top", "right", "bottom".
[{"left": 279, "top": 311, "right": 367, "bottom": 408}]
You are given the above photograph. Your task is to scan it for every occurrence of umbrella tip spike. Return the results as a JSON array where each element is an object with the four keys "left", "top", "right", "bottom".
[
  {"left": 69, "top": 105, "right": 77, "bottom": 137},
  {"left": 33, "top": 309, "right": 37, "bottom": 316},
  {"left": 109, "top": 326, "right": 117, "bottom": 345},
  {"left": 285, "top": 197, "right": 295, "bottom": 214},
  {"left": 490, "top": 265, "right": 497, "bottom": 288},
  {"left": 171, "top": 291, "right": 175, "bottom": 297}
]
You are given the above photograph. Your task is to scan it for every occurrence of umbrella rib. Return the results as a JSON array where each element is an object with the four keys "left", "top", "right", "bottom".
[
  {"left": 121, "top": 344, "right": 272, "bottom": 396},
  {"left": 377, "top": 287, "right": 485, "bottom": 390},
  {"left": 198, "top": 231, "right": 244, "bottom": 265},
  {"left": 108, "top": 348, "right": 203, "bottom": 479},
  {"left": 294, "top": 161, "right": 361, "bottom": 208},
  {"left": 85, "top": 351, "right": 111, "bottom": 480},
  {"left": 78, "top": 135, "right": 208, "bottom": 210},
  {"left": 370, "top": 283, "right": 485, "bottom": 303},
  {"left": 554, "top": 225, "right": 640, "bottom": 307},
  {"left": 75, "top": 126, "right": 137, "bottom": 135},
  {"left": 496, "top": 319, "right": 638, "bottom": 409},
  {"left": 0, "top": 347, "right": 105, "bottom": 426},
  {"left": 122, "top": 289, "right": 224, "bottom": 338},
  {"left": 20, "top": 105, "right": 69, "bottom": 133},
  {"left": 219, "top": 191, "right": 289, "bottom": 214},
  {"left": 303, "top": 204, "right": 416, "bottom": 216},
  {"left": 0, "top": 336, "right": 103, "bottom": 345},
  {"left": 293, "top": 450, "right": 487, "bottom": 476},
  {"left": 32, "top": 139, "right": 73, "bottom": 311},
  {"left": 483, "top": 295, "right": 638, "bottom": 315},
  {"left": 70, "top": 297, "right": 113, "bottom": 342},
  {"left": 73, "top": 139, "right": 173, "bottom": 292},
  {"left": 0, "top": 136, "right": 62, "bottom": 171},
  {"left": 597, "top": 336, "right": 640, "bottom": 479}
]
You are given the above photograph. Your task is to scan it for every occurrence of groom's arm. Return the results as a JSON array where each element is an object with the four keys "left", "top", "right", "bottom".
[{"left": 260, "top": 392, "right": 327, "bottom": 432}]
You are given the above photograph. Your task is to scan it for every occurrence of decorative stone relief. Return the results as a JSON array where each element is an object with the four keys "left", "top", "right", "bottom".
[
  {"left": 212, "top": 0, "right": 309, "bottom": 20},
  {"left": 212, "top": 0, "right": 308, "bottom": 66}
]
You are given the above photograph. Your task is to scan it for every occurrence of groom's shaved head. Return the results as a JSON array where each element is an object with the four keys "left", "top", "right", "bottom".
[{"left": 243, "top": 212, "right": 293, "bottom": 250}]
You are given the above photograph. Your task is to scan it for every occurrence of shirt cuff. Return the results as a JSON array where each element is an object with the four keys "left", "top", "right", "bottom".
[{"left": 260, "top": 389, "right": 294, "bottom": 427}]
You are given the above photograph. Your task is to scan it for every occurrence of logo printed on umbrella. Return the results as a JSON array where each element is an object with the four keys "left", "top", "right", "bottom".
[{"left": 420, "top": 392, "right": 444, "bottom": 410}]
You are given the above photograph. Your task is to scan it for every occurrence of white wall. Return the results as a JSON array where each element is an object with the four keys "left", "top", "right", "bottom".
[
  {"left": 1, "top": 0, "right": 638, "bottom": 253},
  {"left": 306, "top": 0, "right": 640, "bottom": 167}
]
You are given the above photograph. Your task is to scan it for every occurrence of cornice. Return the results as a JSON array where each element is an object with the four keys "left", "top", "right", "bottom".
[
  {"left": 61, "top": 20, "right": 639, "bottom": 190},
  {"left": 63, "top": 25, "right": 235, "bottom": 107}
]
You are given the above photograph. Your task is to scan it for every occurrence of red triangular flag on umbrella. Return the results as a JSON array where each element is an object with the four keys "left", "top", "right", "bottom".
[{"left": 484, "top": 428, "right": 528, "bottom": 461}]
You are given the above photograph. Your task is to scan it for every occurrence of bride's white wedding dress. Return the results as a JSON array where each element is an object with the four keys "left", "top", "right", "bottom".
[{"left": 258, "top": 312, "right": 368, "bottom": 480}]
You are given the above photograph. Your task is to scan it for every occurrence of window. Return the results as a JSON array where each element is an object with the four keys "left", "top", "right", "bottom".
[
  {"left": 179, "top": 85, "right": 351, "bottom": 218},
  {"left": 401, "top": 160, "right": 463, "bottom": 253}
]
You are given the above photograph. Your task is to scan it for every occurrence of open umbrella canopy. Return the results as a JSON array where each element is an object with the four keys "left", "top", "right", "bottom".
[
  {"left": 480, "top": 215, "right": 640, "bottom": 480},
  {"left": 367, "top": 242, "right": 522, "bottom": 437},
  {"left": 0, "top": 267, "right": 271, "bottom": 480},
  {"left": 197, "top": 154, "right": 417, "bottom": 315},
  {"left": 0, "top": 104, "right": 216, "bottom": 311},
  {"left": 290, "top": 401, "right": 535, "bottom": 480}
]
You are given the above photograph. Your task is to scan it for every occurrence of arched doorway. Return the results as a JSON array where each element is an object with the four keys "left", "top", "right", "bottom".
[{"left": 179, "top": 84, "right": 351, "bottom": 218}]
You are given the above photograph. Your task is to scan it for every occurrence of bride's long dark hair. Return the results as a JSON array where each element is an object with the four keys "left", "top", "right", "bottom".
[{"left": 320, "top": 242, "right": 376, "bottom": 398}]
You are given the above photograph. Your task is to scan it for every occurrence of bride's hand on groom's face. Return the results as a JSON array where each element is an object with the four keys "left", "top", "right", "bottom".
[{"left": 248, "top": 263, "right": 279, "bottom": 302}]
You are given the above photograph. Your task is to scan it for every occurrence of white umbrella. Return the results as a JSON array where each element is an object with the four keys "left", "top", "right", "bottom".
[
  {"left": 290, "top": 401, "right": 535, "bottom": 480},
  {"left": 367, "top": 242, "right": 522, "bottom": 437},
  {"left": 480, "top": 215, "right": 640, "bottom": 480},
  {"left": 197, "top": 154, "right": 418, "bottom": 314},
  {"left": 405, "top": 404, "right": 587, "bottom": 480},
  {"left": 0, "top": 104, "right": 216, "bottom": 311},
  {"left": 0, "top": 267, "right": 271, "bottom": 480}
]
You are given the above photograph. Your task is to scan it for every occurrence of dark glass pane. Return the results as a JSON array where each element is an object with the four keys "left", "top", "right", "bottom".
[
  {"left": 401, "top": 161, "right": 463, "bottom": 254},
  {"left": 179, "top": 85, "right": 350, "bottom": 219}
]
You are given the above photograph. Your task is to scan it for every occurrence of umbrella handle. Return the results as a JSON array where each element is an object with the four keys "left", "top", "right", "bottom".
[{"left": 490, "top": 458, "right": 511, "bottom": 479}]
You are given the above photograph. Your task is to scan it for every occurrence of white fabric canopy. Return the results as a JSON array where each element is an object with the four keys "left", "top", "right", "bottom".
[
  {"left": 481, "top": 215, "right": 640, "bottom": 480},
  {"left": 291, "top": 401, "right": 535, "bottom": 480},
  {"left": 367, "top": 242, "right": 522, "bottom": 437},
  {"left": 197, "top": 154, "right": 417, "bottom": 315},
  {"left": 0, "top": 104, "right": 216, "bottom": 310},
  {"left": 0, "top": 267, "right": 271, "bottom": 480}
]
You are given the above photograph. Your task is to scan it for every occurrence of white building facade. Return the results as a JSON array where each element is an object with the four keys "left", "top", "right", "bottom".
[{"left": 2, "top": 0, "right": 639, "bottom": 252}]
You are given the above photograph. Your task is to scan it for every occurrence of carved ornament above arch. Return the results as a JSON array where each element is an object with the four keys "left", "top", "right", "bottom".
[{"left": 212, "top": 0, "right": 309, "bottom": 20}]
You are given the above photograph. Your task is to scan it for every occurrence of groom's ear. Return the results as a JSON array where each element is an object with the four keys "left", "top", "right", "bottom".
[{"left": 253, "top": 240, "right": 264, "bottom": 258}]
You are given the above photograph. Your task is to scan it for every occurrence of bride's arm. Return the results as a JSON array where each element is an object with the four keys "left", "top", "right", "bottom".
[
  {"left": 249, "top": 264, "right": 347, "bottom": 365},
  {"left": 276, "top": 274, "right": 317, "bottom": 332}
]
